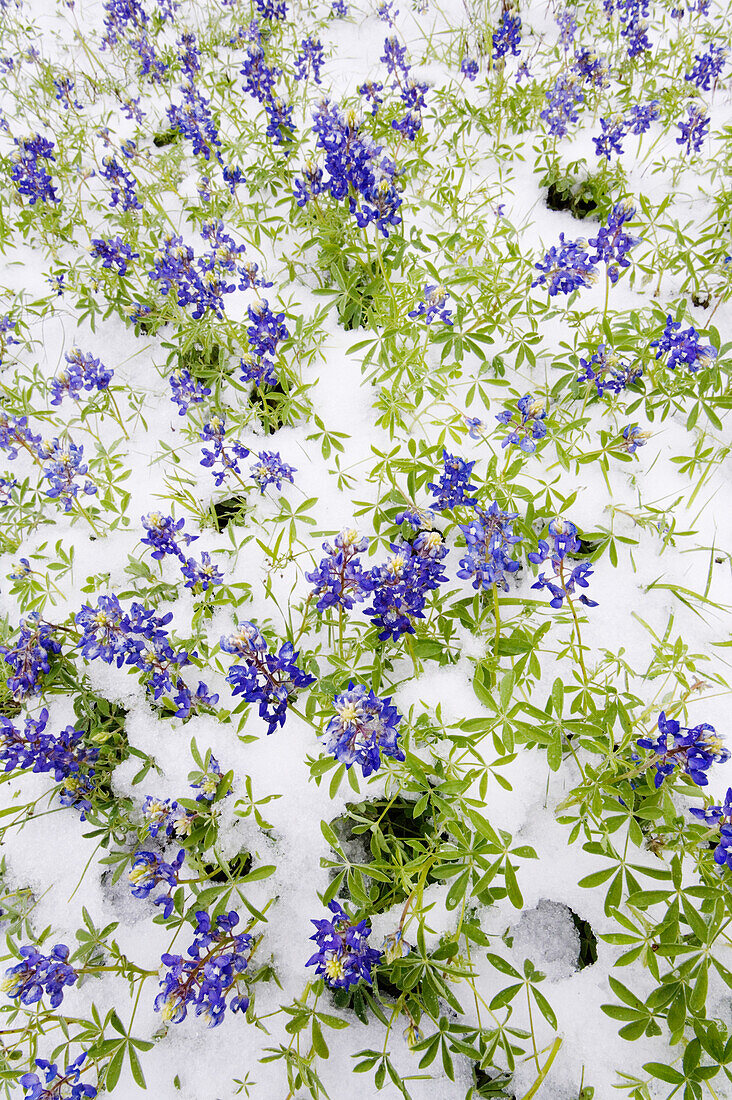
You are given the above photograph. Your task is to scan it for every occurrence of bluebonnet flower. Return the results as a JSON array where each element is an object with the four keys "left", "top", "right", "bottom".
[
  {"left": 516, "top": 60, "right": 532, "bottom": 83},
  {"left": 10, "top": 135, "right": 59, "bottom": 205},
  {"left": 221, "top": 621, "right": 315, "bottom": 734},
  {"left": 578, "top": 345, "right": 643, "bottom": 395},
  {"left": 0, "top": 314, "right": 19, "bottom": 367},
  {"left": 0, "top": 476, "right": 16, "bottom": 506},
  {"left": 142, "top": 796, "right": 197, "bottom": 839},
  {"left": 168, "top": 82, "right": 222, "bottom": 162},
  {"left": 0, "top": 709, "right": 98, "bottom": 816},
  {"left": 394, "top": 505, "right": 435, "bottom": 530},
  {"left": 9, "top": 556, "right": 30, "bottom": 579},
  {"left": 155, "top": 910, "right": 252, "bottom": 1026},
  {"left": 324, "top": 683, "right": 404, "bottom": 776},
  {"left": 262, "top": 93, "right": 295, "bottom": 148},
  {"left": 102, "top": 0, "right": 149, "bottom": 50},
  {"left": 532, "top": 234, "right": 597, "bottom": 295},
  {"left": 306, "top": 901, "right": 382, "bottom": 989},
  {"left": 20, "top": 1053, "right": 97, "bottom": 1100},
  {"left": 676, "top": 104, "right": 709, "bottom": 155},
  {"left": 493, "top": 11, "right": 522, "bottom": 60},
  {"left": 239, "top": 353, "right": 279, "bottom": 388},
  {"left": 408, "top": 284, "right": 453, "bottom": 325},
  {"left": 121, "top": 95, "right": 145, "bottom": 121},
  {"left": 2, "top": 944, "right": 78, "bottom": 1008},
  {"left": 364, "top": 531, "right": 449, "bottom": 641},
  {"left": 49, "top": 349, "right": 113, "bottom": 405},
  {"left": 75, "top": 594, "right": 139, "bottom": 664},
  {"left": 250, "top": 451, "right": 296, "bottom": 493},
  {"left": 180, "top": 552, "right": 224, "bottom": 592},
  {"left": 555, "top": 6, "right": 577, "bottom": 48},
  {"left": 650, "top": 316, "right": 717, "bottom": 372},
  {"left": 637, "top": 712, "right": 729, "bottom": 788},
  {"left": 358, "top": 79, "right": 384, "bottom": 114},
  {"left": 332, "top": 0, "right": 348, "bottom": 13},
  {"left": 0, "top": 409, "right": 40, "bottom": 459},
  {"left": 246, "top": 299, "right": 289, "bottom": 357},
  {"left": 381, "top": 36, "right": 429, "bottom": 139},
  {"left": 540, "top": 72, "right": 584, "bottom": 136},
  {"left": 528, "top": 518, "right": 598, "bottom": 609},
  {"left": 37, "top": 438, "right": 97, "bottom": 512},
  {"left": 457, "top": 503, "right": 522, "bottom": 591},
  {"left": 141, "top": 512, "right": 196, "bottom": 560},
  {"left": 495, "top": 394, "right": 547, "bottom": 452},
  {"left": 376, "top": 0, "right": 399, "bottom": 23},
  {"left": 100, "top": 155, "right": 141, "bottom": 211},
  {"left": 241, "top": 43, "right": 281, "bottom": 102},
  {"left": 685, "top": 42, "right": 728, "bottom": 90},
  {"left": 427, "top": 449, "right": 478, "bottom": 509},
  {"left": 622, "top": 425, "right": 651, "bottom": 452},
  {"left": 306, "top": 529, "right": 374, "bottom": 611},
  {"left": 323, "top": 682, "right": 402, "bottom": 778},
  {"left": 593, "top": 116, "right": 626, "bottom": 160},
  {"left": 690, "top": 788, "right": 732, "bottom": 869},
  {"left": 90, "top": 236, "right": 138, "bottom": 276},
  {"left": 223, "top": 164, "right": 246, "bottom": 194},
  {"left": 169, "top": 367, "right": 211, "bottom": 414},
  {"left": 148, "top": 223, "right": 249, "bottom": 320},
  {"left": 573, "top": 47, "right": 610, "bottom": 87},
  {"left": 618, "top": 0, "right": 651, "bottom": 56},
  {"left": 129, "top": 849, "right": 185, "bottom": 917},
  {"left": 464, "top": 416, "right": 485, "bottom": 439},
  {"left": 254, "top": 0, "right": 286, "bottom": 16},
  {"left": 190, "top": 755, "right": 230, "bottom": 802},
  {"left": 588, "top": 201, "right": 640, "bottom": 284},
  {"left": 200, "top": 416, "right": 250, "bottom": 487},
  {"left": 460, "top": 57, "right": 479, "bottom": 80},
  {"left": 295, "top": 36, "right": 324, "bottom": 83},
  {"left": 0, "top": 614, "right": 62, "bottom": 698},
  {"left": 625, "top": 100, "right": 659, "bottom": 134},
  {"left": 173, "top": 680, "right": 219, "bottom": 720},
  {"left": 294, "top": 101, "right": 402, "bottom": 237}
]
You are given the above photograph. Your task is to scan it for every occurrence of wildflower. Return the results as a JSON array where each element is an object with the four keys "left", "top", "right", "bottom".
[
  {"left": 221, "top": 621, "right": 315, "bottom": 734},
  {"left": 100, "top": 155, "right": 141, "bottom": 211},
  {"left": 0, "top": 409, "right": 40, "bottom": 459},
  {"left": 148, "top": 223, "right": 249, "bottom": 320},
  {"left": 637, "top": 713, "right": 730, "bottom": 787},
  {"left": 493, "top": 11, "right": 522, "bottom": 59},
  {"left": 460, "top": 57, "right": 479, "bottom": 80},
  {"left": 650, "top": 316, "right": 717, "bottom": 372},
  {"left": 246, "top": 299, "right": 289, "bottom": 358},
  {"left": 155, "top": 910, "right": 252, "bottom": 1026},
  {"left": 427, "top": 449, "right": 478, "bottom": 509},
  {"left": 0, "top": 614, "right": 62, "bottom": 698},
  {"left": 20, "top": 1053, "right": 97, "bottom": 1100},
  {"left": 191, "top": 755, "right": 230, "bottom": 802},
  {"left": 358, "top": 79, "right": 384, "bottom": 114},
  {"left": 324, "top": 683, "right": 404, "bottom": 776},
  {"left": 168, "top": 81, "right": 222, "bottom": 162},
  {"left": 90, "top": 236, "right": 138, "bottom": 276},
  {"left": 540, "top": 72, "right": 584, "bottom": 136},
  {"left": 239, "top": 353, "right": 278, "bottom": 388},
  {"left": 457, "top": 503, "right": 522, "bottom": 591},
  {"left": 2, "top": 944, "right": 78, "bottom": 1008},
  {"left": 169, "top": 367, "right": 211, "bottom": 414},
  {"left": 685, "top": 42, "right": 728, "bottom": 90},
  {"left": 305, "top": 529, "right": 374, "bottom": 612},
  {"left": 200, "top": 417, "right": 250, "bottom": 487},
  {"left": 587, "top": 201, "right": 640, "bottom": 284},
  {"left": 578, "top": 345, "right": 642, "bottom": 395},
  {"left": 332, "top": 0, "right": 348, "bottom": 14},
  {"left": 129, "top": 849, "right": 185, "bottom": 917},
  {"left": 10, "top": 135, "right": 59, "bottom": 205},
  {"left": 593, "top": 116, "right": 626, "bottom": 160},
  {"left": 180, "top": 552, "right": 224, "bottom": 592},
  {"left": 38, "top": 438, "right": 97, "bottom": 512},
  {"left": 249, "top": 451, "right": 296, "bottom": 492},
  {"left": 528, "top": 518, "right": 598, "bottom": 609},
  {"left": 141, "top": 512, "right": 195, "bottom": 560},
  {"left": 625, "top": 100, "right": 659, "bottom": 134},
  {"left": 464, "top": 416, "right": 485, "bottom": 439},
  {"left": 676, "top": 105, "right": 709, "bottom": 155},
  {"left": 495, "top": 394, "right": 547, "bottom": 453},
  {"left": 690, "top": 788, "right": 732, "bottom": 869},
  {"left": 555, "top": 6, "right": 577, "bottom": 48},
  {"left": 532, "top": 234, "right": 596, "bottom": 296},
  {"left": 364, "top": 531, "right": 449, "bottom": 641},
  {"left": 50, "top": 349, "right": 113, "bottom": 406},
  {"left": 295, "top": 36, "right": 324, "bottom": 83},
  {"left": 621, "top": 425, "right": 651, "bottom": 452},
  {"left": 0, "top": 709, "right": 98, "bottom": 816},
  {"left": 0, "top": 476, "right": 16, "bottom": 506},
  {"left": 306, "top": 900, "right": 382, "bottom": 989},
  {"left": 408, "top": 283, "right": 453, "bottom": 325}
]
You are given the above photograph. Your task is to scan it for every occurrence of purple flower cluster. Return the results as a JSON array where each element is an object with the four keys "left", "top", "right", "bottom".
[
  {"left": 295, "top": 36, "right": 324, "bottom": 83},
  {"left": 90, "top": 235, "right": 138, "bottom": 276},
  {"left": 427, "top": 449, "right": 478, "bottom": 509},
  {"left": 408, "top": 284, "right": 453, "bottom": 325},
  {"left": 129, "top": 848, "right": 185, "bottom": 917},
  {"left": 246, "top": 298, "right": 289, "bottom": 360},
  {"left": 306, "top": 901, "right": 382, "bottom": 989},
  {"left": 142, "top": 794, "right": 197, "bottom": 839},
  {"left": 37, "top": 438, "right": 97, "bottom": 512},
  {"left": 528, "top": 518, "right": 598, "bottom": 609},
  {"left": 637, "top": 712, "right": 729, "bottom": 787},
  {"left": 293, "top": 100, "right": 402, "bottom": 237},
  {"left": 306, "top": 529, "right": 373, "bottom": 612},
  {"left": 492, "top": 11, "right": 522, "bottom": 60},
  {"left": 457, "top": 503, "right": 522, "bottom": 591},
  {"left": 614, "top": 0, "right": 651, "bottom": 57},
  {"left": 0, "top": 708, "right": 98, "bottom": 816},
  {"left": 141, "top": 512, "right": 222, "bottom": 592},
  {"left": 364, "top": 531, "right": 449, "bottom": 641},
  {"left": 155, "top": 910, "right": 252, "bottom": 1026},
  {"left": 0, "top": 614, "right": 62, "bottom": 698},
  {"left": 2, "top": 944, "right": 78, "bottom": 1008},
  {"left": 21, "top": 1054, "right": 97, "bottom": 1100},
  {"left": 221, "top": 621, "right": 315, "bottom": 734},
  {"left": 676, "top": 104, "right": 709, "bottom": 155},
  {"left": 148, "top": 221, "right": 250, "bottom": 320},
  {"left": 200, "top": 416, "right": 250, "bottom": 487},
  {"left": 650, "top": 316, "right": 717, "bottom": 372},
  {"left": 532, "top": 233, "right": 597, "bottom": 296},
  {"left": 50, "top": 349, "right": 114, "bottom": 406},
  {"left": 324, "top": 683, "right": 404, "bottom": 776},
  {"left": 100, "top": 155, "right": 141, "bottom": 211},
  {"left": 685, "top": 41, "right": 727, "bottom": 90},
  {"left": 380, "top": 35, "right": 429, "bottom": 140},
  {"left": 249, "top": 451, "right": 296, "bottom": 493},
  {"left": 578, "top": 345, "right": 643, "bottom": 395},
  {"left": 460, "top": 57, "right": 479, "bottom": 81},
  {"left": 168, "top": 78, "right": 221, "bottom": 162},
  {"left": 587, "top": 201, "right": 640, "bottom": 284},
  {"left": 239, "top": 33, "right": 294, "bottom": 148},
  {"left": 11, "top": 135, "right": 59, "bottom": 205},
  {"left": 495, "top": 394, "right": 547, "bottom": 452},
  {"left": 621, "top": 424, "right": 650, "bottom": 453},
  {"left": 0, "top": 409, "right": 39, "bottom": 459},
  {"left": 169, "top": 367, "right": 211, "bottom": 414},
  {"left": 690, "top": 788, "right": 732, "bottom": 869}
]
